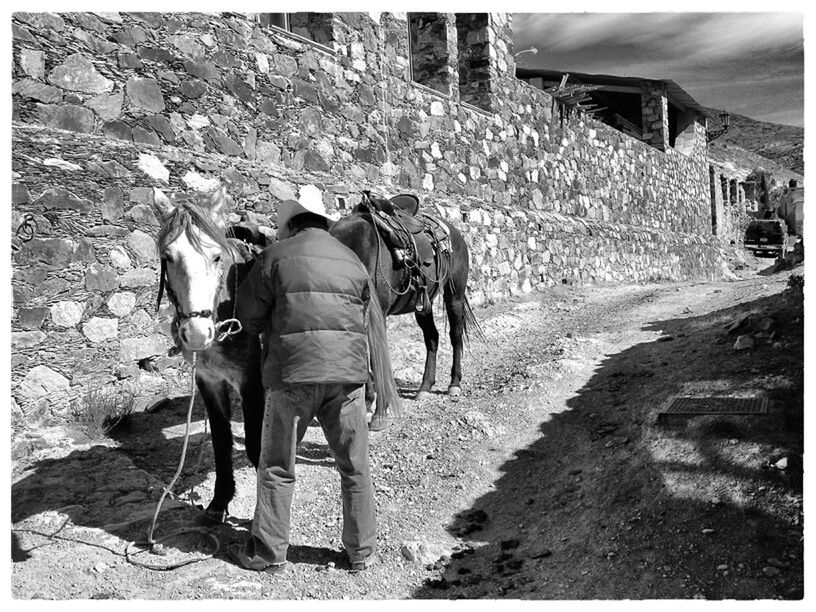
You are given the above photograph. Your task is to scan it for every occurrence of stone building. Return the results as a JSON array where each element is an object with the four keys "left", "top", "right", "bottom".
[
  {"left": 11, "top": 11, "right": 743, "bottom": 424},
  {"left": 517, "top": 67, "right": 751, "bottom": 245},
  {"left": 518, "top": 68, "right": 706, "bottom": 154}
]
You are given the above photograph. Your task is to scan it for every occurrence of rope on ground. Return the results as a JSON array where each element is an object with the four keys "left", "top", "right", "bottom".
[{"left": 125, "top": 352, "right": 221, "bottom": 571}]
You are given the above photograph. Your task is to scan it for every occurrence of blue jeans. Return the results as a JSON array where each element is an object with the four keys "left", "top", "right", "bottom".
[{"left": 248, "top": 383, "right": 376, "bottom": 565}]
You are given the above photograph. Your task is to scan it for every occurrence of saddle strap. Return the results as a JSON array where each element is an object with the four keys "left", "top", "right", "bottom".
[{"left": 369, "top": 210, "right": 413, "bottom": 254}]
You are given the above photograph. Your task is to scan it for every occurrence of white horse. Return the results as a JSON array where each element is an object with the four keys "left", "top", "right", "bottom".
[{"left": 155, "top": 187, "right": 265, "bottom": 523}]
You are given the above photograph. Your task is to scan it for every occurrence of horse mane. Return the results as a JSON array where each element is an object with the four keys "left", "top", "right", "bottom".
[{"left": 156, "top": 197, "right": 233, "bottom": 256}]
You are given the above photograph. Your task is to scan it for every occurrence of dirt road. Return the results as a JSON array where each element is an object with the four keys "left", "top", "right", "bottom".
[{"left": 11, "top": 254, "right": 804, "bottom": 600}]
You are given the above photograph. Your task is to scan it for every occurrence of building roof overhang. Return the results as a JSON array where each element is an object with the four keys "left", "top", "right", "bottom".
[{"left": 516, "top": 67, "right": 708, "bottom": 116}]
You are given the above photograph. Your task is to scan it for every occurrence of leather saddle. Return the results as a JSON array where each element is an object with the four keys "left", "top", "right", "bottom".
[
  {"left": 389, "top": 194, "right": 421, "bottom": 216},
  {"left": 363, "top": 193, "right": 449, "bottom": 243},
  {"left": 357, "top": 192, "right": 451, "bottom": 314},
  {"left": 228, "top": 221, "right": 269, "bottom": 250}
]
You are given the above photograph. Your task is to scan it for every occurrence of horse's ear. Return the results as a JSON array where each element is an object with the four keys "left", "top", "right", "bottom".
[
  {"left": 206, "top": 186, "right": 229, "bottom": 227},
  {"left": 152, "top": 188, "right": 175, "bottom": 219}
]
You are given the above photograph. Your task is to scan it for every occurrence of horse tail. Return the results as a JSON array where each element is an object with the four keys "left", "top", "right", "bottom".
[
  {"left": 462, "top": 294, "right": 487, "bottom": 343},
  {"left": 365, "top": 277, "right": 401, "bottom": 430},
  {"left": 446, "top": 278, "right": 486, "bottom": 344}
]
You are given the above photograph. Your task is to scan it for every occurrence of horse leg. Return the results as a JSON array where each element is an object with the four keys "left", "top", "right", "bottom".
[
  {"left": 414, "top": 308, "right": 439, "bottom": 401},
  {"left": 444, "top": 290, "right": 465, "bottom": 398},
  {"left": 239, "top": 375, "right": 265, "bottom": 469},
  {"left": 197, "top": 377, "right": 235, "bottom": 523},
  {"left": 364, "top": 379, "right": 376, "bottom": 414},
  {"left": 367, "top": 379, "right": 387, "bottom": 431}
]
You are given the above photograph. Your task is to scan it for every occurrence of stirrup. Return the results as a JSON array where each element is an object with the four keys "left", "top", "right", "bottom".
[{"left": 415, "top": 288, "right": 431, "bottom": 314}]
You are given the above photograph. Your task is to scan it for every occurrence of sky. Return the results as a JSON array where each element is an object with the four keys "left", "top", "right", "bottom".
[{"left": 512, "top": 11, "right": 804, "bottom": 127}]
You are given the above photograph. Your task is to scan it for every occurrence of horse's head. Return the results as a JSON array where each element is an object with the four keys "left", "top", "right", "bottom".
[{"left": 155, "top": 187, "right": 233, "bottom": 352}]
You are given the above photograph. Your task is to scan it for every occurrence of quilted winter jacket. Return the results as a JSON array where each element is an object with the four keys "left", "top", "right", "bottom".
[{"left": 236, "top": 227, "right": 371, "bottom": 388}]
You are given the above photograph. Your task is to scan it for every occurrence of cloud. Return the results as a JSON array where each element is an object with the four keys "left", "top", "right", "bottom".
[
  {"left": 512, "top": 12, "right": 804, "bottom": 125},
  {"left": 514, "top": 12, "right": 802, "bottom": 63},
  {"left": 666, "top": 13, "right": 803, "bottom": 61}
]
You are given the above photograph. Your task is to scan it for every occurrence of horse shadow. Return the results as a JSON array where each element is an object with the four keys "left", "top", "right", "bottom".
[
  {"left": 410, "top": 290, "right": 803, "bottom": 600},
  {"left": 11, "top": 390, "right": 337, "bottom": 562}
]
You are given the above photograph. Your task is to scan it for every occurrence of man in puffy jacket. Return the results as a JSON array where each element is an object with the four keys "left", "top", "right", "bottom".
[{"left": 229, "top": 193, "right": 376, "bottom": 574}]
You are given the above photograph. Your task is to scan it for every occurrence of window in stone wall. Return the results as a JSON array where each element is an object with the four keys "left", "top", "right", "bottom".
[
  {"left": 408, "top": 13, "right": 451, "bottom": 96},
  {"left": 709, "top": 166, "right": 719, "bottom": 235},
  {"left": 455, "top": 13, "right": 492, "bottom": 111},
  {"left": 668, "top": 102, "right": 697, "bottom": 156},
  {"left": 668, "top": 103, "right": 678, "bottom": 146},
  {"left": 590, "top": 90, "right": 644, "bottom": 139},
  {"left": 253, "top": 13, "right": 334, "bottom": 48}
]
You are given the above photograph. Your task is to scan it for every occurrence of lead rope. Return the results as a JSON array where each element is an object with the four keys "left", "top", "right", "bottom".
[
  {"left": 125, "top": 352, "right": 220, "bottom": 570},
  {"left": 127, "top": 253, "right": 245, "bottom": 570},
  {"left": 215, "top": 246, "right": 244, "bottom": 341}
]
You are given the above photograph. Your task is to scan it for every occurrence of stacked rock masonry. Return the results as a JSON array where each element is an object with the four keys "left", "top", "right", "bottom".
[{"left": 11, "top": 11, "right": 746, "bottom": 424}]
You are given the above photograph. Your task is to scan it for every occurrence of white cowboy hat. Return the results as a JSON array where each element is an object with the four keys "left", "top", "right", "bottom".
[{"left": 276, "top": 186, "right": 339, "bottom": 239}]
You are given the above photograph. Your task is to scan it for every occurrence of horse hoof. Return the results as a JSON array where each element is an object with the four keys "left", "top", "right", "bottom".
[
  {"left": 368, "top": 413, "right": 388, "bottom": 432},
  {"left": 201, "top": 506, "right": 228, "bottom": 524},
  {"left": 448, "top": 386, "right": 462, "bottom": 400},
  {"left": 415, "top": 390, "right": 433, "bottom": 402}
]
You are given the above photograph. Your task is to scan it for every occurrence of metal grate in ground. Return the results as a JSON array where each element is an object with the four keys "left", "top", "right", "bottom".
[{"left": 657, "top": 395, "right": 769, "bottom": 424}]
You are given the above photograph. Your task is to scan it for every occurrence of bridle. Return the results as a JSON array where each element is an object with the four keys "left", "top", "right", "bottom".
[{"left": 156, "top": 242, "right": 244, "bottom": 347}]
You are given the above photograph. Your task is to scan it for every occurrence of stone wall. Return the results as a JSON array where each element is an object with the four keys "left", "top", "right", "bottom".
[
  {"left": 708, "top": 162, "right": 755, "bottom": 245},
  {"left": 11, "top": 11, "right": 735, "bottom": 425},
  {"left": 641, "top": 82, "right": 670, "bottom": 152}
]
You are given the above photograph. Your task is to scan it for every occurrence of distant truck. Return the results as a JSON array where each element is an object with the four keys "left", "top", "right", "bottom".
[
  {"left": 780, "top": 181, "right": 804, "bottom": 238},
  {"left": 744, "top": 218, "right": 789, "bottom": 257}
]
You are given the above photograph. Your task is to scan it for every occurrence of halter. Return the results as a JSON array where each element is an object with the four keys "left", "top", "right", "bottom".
[
  {"left": 156, "top": 241, "right": 244, "bottom": 346},
  {"left": 157, "top": 259, "right": 214, "bottom": 320}
]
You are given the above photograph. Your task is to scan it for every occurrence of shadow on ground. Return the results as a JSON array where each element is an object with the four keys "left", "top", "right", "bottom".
[
  {"left": 412, "top": 289, "right": 804, "bottom": 600},
  {"left": 10, "top": 390, "right": 334, "bottom": 561},
  {"left": 11, "top": 341, "right": 448, "bottom": 571}
]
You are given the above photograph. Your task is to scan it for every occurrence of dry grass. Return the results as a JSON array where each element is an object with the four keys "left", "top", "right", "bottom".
[{"left": 71, "top": 384, "right": 136, "bottom": 439}]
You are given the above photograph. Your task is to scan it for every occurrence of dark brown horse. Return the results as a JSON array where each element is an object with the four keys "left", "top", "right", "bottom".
[{"left": 330, "top": 194, "right": 482, "bottom": 430}]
